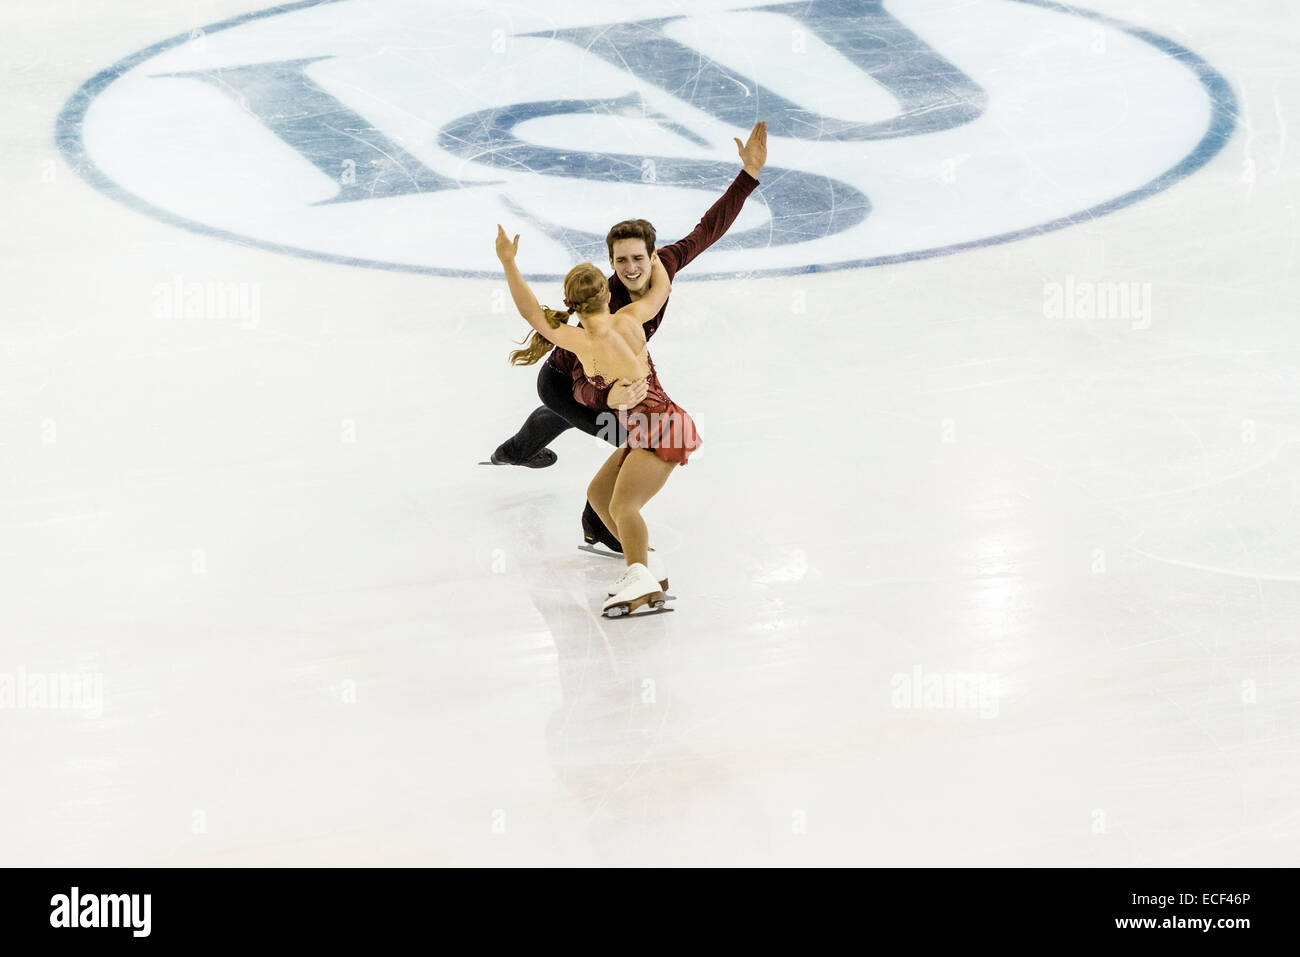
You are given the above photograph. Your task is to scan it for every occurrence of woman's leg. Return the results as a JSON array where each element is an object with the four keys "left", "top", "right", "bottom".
[
  {"left": 541, "top": 364, "right": 627, "bottom": 550},
  {"left": 586, "top": 448, "right": 626, "bottom": 542},
  {"left": 608, "top": 450, "right": 676, "bottom": 568}
]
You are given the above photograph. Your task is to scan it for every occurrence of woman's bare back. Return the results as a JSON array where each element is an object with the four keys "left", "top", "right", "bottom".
[{"left": 576, "top": 307, "right": 652, "bottom": 386}]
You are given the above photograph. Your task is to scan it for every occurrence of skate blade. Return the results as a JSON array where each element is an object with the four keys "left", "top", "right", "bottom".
[
  {"left": 578, "top": 544, "right": 623, "bottom": 558},
  {"left": 602, "top": 591, "right": 670, "bottom": 619},
  {"left": 603, "top": 605, "right": 675, "bottom": 619}
]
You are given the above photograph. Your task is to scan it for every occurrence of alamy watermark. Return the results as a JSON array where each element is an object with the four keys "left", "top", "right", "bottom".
[
  {"left": 50, "top": 887, "right": 150, "bottom": 937},
  {"left": 151, "top": 275, "right": 261, "bottom": 327},
  {"left": 0, "top": 665, "right": 104, "bottom": 717},
  {"left": 595, "top": 409, "right": 700, "bottom": 449},
  {"left": 1043, "top": 275, "right": 1151, "bottom": 329},
  {"left": 890, "top": 666, "right": 1000, "bottom": 719}
]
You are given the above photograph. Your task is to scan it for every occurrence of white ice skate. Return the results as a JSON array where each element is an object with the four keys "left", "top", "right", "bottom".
[
  {"left": 607, "top": 552, "right": 668, "bottom": 595},
  {"left": 601, "top": 563, "right": 667, "bottom": 618}
]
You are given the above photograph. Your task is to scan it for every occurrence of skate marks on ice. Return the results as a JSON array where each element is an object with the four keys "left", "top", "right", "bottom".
[
  {"left": 526, "top": 585, "right": 768, "bottom": 865},
  {"left": 1113, "top": 439, "right": 1300, "bottom": 584}
]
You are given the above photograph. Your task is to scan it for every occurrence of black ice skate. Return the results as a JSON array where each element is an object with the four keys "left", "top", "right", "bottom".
[
  {"left": 581, "top": 500, "right": 622, "bottom": 552},
  {"left": 485, "top": 443, "right": 557, "bottom": 468}
]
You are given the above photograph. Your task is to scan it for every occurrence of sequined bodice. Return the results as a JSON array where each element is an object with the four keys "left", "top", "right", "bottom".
[{"left": 579, "top": 349, "right": 654, "bottom": 390}]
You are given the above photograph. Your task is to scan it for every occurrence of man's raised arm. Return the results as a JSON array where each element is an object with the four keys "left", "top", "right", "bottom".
[{"left": 656, "top": 121, "right": 767, "bottom": 280}]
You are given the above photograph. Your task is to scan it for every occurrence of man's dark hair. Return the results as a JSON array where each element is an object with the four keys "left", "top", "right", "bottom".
[{"left": 605, "top": 219, "right": 656, "bottom": 258}]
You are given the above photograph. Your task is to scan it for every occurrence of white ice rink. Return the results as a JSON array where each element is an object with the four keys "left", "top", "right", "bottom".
[{"left": 2, "top": 0, "right": 1298, "bottom": 866}]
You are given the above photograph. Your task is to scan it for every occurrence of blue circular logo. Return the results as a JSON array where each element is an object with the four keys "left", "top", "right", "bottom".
[{"left": 58, "top": 0, "right": 1236, "bottom": 280}]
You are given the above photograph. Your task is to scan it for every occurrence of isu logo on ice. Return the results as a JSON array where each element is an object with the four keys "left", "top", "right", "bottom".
[{"left": 60, "top": 0, "right": 1233, "bottom": 278}]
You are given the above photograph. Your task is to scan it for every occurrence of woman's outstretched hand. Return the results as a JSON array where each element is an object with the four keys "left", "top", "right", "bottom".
[{"left": 495, "top": 224, "right": 519, "bottom": 264}]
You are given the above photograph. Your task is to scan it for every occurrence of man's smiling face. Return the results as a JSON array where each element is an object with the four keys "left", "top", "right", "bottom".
[{"left": 610, "top": 238, "right": 652, "bottom": 295}]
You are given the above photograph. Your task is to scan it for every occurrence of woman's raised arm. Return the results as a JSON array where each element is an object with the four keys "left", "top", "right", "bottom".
[{"left": 495, "top": 225, "right": 586, "bottom": 353}]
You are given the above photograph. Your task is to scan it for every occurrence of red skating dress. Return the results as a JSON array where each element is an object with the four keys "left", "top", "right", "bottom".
[{"left": 582, "top": 354, "right": 702, "bottom": 466}]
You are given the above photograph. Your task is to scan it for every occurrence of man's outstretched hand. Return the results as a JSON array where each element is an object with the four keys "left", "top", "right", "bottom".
[{"left": 735, "top": 121, "right": 767, "bottom": 179}]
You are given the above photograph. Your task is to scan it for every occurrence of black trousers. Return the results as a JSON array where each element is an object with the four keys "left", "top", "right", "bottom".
[{"left": 498, "top": 363, "right": 627, "bottom": 461}]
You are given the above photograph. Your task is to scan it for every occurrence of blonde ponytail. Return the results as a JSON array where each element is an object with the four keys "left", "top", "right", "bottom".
[
  {"left": 507, "top": 262, "right": 607, "bottom": 365},
  {"left": 508, "top": 306, "right": 572, "bottom": 365}
]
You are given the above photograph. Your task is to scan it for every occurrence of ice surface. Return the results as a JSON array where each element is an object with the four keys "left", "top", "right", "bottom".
[{"left": 1, "top": 0, "right": 1297, "bottom": 866}]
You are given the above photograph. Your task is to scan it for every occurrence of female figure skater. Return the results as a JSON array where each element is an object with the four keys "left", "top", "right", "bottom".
[{"left": 495, "top": 225, "right": 701, "bottom": 617}]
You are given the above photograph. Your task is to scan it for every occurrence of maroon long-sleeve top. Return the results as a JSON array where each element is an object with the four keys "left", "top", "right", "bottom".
[{"left": 546, "top": 169, "right": 760, "bottom": 409}]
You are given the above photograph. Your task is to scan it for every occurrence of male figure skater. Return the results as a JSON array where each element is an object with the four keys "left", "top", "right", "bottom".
[{"left": 490, "top": 122, "right": 768, "bottom": 552}]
